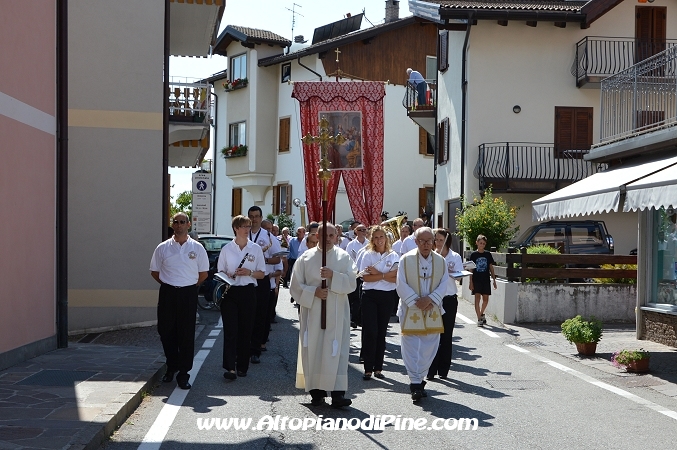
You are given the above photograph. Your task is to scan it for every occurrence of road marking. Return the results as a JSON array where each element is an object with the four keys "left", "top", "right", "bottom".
[
  {"left": 456, "top": 313, "right": 499, "bottom": 337},
  {"left": 505, "top": 344, "right": 677, "bottom": 421},
  {"left": 215, "top": 317, "right": 223, "bottom": 328},
  {"left": 202, "top": 338, "right": 216, "bottom": 348},
  {"left": 456, "top": 313, "right": 476, "bottom": 324},
  {"left": 478, "top": 328, "right": 500, "bottom": 338},
  {"left": 208, "top": 329, "right": 221, "bottom": 337}
]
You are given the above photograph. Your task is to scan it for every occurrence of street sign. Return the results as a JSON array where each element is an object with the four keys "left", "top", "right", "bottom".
[
  {"left": 192, "top": 172, "right": 212, "bottom": 194},
  {"left": 192, "top": 193, "right": 211, "bottom": 233}
]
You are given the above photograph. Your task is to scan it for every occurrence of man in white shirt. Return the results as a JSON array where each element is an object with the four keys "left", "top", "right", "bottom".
[
  {"left": 399, "top": 218, "right": 425, "bottom": 255},
  {"left": 335, "top": 224, "right": 350, "bottom": 250},
  {"left": 150, "top": 212, "right": 209, "bottom": 390},
  {"left": 345, "top": 224, "right": 369, "bottom": 327},
  {"left": 392, "top": 223, "right": 411, "bottom": 255}
]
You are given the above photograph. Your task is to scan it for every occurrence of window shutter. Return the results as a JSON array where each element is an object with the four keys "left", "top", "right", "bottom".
[
  {"left": 285, "top": 185, "right": 292, "bottom": 215},
  {"left": 574, "top": 109, "right": 593, "bottom": 151},
  {"left": 554, "top": 107, "right": 574, "bottom": 156},
  {"left": 437, "top": 118, "right": 449, "bottom": 165},
  {"left": 438, "top": 31, "right": 449, "bottom": 72},
  {"left": 555, "top": 106, "right": 593, "bottom": 158},
  {"left": 419, "top": 127, "right": 427, "bottom": 155},
  {"left": 231, "top": 188, "right": 242, "bottom": 217},
  {"left": 419, "top": 188, "right": 427, "bottom": 218},
  {"left": 272, "top": 186, "right": 280, "bottom": 215},
  {"left": 279, "top": 117, "right": 290, "bottom": 152}
]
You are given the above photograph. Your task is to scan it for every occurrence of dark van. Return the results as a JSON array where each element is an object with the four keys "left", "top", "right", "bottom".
[{"left": 510, "top": 221, "right": 614, "bottom": 254}]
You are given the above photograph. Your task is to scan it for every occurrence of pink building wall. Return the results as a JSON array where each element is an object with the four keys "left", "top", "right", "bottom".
[{"left": 0, "top": 1, "right": 57, "bottom": 354}]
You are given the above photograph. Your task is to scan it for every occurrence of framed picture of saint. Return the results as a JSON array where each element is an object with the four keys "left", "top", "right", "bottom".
[{"left": 319, "top": 111, "right": 363, "bottom": 170}]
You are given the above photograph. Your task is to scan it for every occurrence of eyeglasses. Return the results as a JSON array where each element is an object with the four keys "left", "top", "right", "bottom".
[
  {"left": 417, "top": 239, "right": 434, "bottom": 245},
  {"left": 356, "top": 228, "right": 367, "bottom": 232},
  {"left": 172, "top": 220, "right": 188, "bottom": 225}
]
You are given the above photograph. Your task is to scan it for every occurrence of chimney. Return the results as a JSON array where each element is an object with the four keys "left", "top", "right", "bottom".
[
  {"left": 294, "top": 35, "right": 307, "bottom": 44},
  {"left": 385, "top": 0, "right": 400, "bottom": 23}
]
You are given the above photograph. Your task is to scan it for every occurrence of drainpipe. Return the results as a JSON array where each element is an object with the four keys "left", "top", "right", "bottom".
[
  {"left": 460, "top": 16, "right": 472, "bottom": 200},
  {"left": 211, "top": 90, "right": 218, "bottom": 233},
  {"left": 297, "top": 56, "right": 322, "bottom": 81},
  {"left": 56, "top": 0, "right": 68, "bottom": 348},
  {"left": 163, "top": 0, "right": 170, "bottom": 239}
]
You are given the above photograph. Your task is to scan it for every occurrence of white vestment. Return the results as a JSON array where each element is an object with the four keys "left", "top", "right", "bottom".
[
  {"left": 396, "top": 250, "right": 448, "bottom": 384},
  {"left": 290, "top": 246, "right": 357, "bottom": 392}
]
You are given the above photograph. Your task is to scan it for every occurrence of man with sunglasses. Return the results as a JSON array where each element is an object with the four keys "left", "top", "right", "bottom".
[{"left": 150, "top": 212, "right": 209, "bottom": 390}]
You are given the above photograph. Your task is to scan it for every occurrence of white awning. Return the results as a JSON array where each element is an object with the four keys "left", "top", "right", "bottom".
[
  {"left": 532, "top": 155, "right": 677, "bottom": 221},
  {"left": 624, "top": 163, "right": 677, "bottom": 212}
]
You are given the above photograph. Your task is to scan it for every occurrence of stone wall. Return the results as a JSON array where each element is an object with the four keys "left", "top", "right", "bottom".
[{"left": 642, "top": 311, "right": 677, "bottom": 347}]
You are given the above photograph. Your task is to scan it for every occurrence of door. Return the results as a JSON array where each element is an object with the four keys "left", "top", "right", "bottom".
[{"left": 636, "top": 6, "right": 667, "bottom": 62}]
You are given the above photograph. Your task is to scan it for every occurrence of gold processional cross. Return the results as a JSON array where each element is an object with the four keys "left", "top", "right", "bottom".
[{"left": 301, "top": 116, "right": 346, "bottom": 329}]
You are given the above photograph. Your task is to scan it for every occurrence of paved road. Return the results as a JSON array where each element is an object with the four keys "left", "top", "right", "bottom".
[{"left": 101, "top": 288, "right": 677, "bottom": 450}]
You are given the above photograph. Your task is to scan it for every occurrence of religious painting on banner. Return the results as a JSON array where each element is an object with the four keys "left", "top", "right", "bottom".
[{"left": 320, "top": 111, "right": 363, "bottom": 170}]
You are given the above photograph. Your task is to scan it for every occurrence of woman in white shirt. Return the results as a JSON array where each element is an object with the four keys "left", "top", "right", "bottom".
[
  {"left": 427, "top": 228, "right": 463, "bottom": 380},
  {"left": 358, "top": 226, "right": 400, "bottom": 380},
  {"left": 217, "top": 215, "right": 265, "bottom": 380}
]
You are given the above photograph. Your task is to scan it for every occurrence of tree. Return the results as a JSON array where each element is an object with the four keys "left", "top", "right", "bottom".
[
  {"left": 455, "top": 187, "right": 519, "bottom": 251},
  {"left": 170, "top": 190, "right": 192, "bottom": 221},
  {"left": 266, "top": 213, "right": 297, "bottom": 235}
]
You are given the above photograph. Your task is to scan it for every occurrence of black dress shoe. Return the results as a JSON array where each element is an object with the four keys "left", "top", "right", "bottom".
[
  {"left": 162, "top": 371, "right": 176, "bottom": 383},
  {"left": 331, "top": 397, "right": 352, "bottom": 409},
  {"left": 310, "top": 397, "right": 326, "bottom": 407},
  {"left": 250, "top": 355, "right": 260, "bottom": 364},
  {"left": 411, "top": 390, "right": 423, "bottom": 402},
  {"left": 237, "top": 371, "right": 247, "bottom": 377},
  {"left": 374, "top": 372, "right": 385, "bottom": 379},
  {"left": 177, "top": 380, "right": 191, "bottom": 390},
  {"left": 223, "top": 371, "right": 237, "bottom": 380}
]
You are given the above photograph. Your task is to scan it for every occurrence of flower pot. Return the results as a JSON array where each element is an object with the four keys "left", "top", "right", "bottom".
[
  {"left": 626, "top": 358, "right": 650, "bottom": 373},
  {"left": 575, "top": 342, "right": 597, "bottom": 356}
]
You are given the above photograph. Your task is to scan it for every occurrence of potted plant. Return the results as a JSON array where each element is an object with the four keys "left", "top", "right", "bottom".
[
  {"left": 222, "top": 78, "right": 249, "bottom": 91},
  {"left": 611, "top": 349, "right": 650, "bottom": 373},
  {"left": 560, "top": 315, "right": 603, "bottom": 356},
  {"left": 221, "top": 145, "right": 248, "bottom": 159}
]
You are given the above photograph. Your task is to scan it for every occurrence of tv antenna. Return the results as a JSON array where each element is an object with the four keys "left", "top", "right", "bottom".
[{"left": 286, "top": 3, "right": 304, "bottom": 47}]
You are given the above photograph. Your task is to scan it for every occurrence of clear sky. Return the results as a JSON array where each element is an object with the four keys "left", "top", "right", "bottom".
[{"left": 168, "top": 0, "right": 412, "bottom": 200}]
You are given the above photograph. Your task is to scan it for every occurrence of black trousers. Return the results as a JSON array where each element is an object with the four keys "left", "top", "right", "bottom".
[
  {"left": 428, "top": 294, "right": 459, "bottom": 378},
  {"left": 284, "top": 258, "right": 296, "bottom": 285},
  {"left": 269, "top": 286, "right": 278, "bottom": 323},
  {"left": 310, "top": 389, "right": 346, "bottom": 399},
  {"left": 157, "top": 283, "right": 198, "bottom": 382},
  {"left": 348, "top": 278, "right": 363, "bottom": 325},
  {"left": 361, "top": 289, "right": 398, "bottom": 373},
  {"left": 250, "top": 276, "right": 270, "bottom": 357},
  {"left": 221, "top": 284, "right": 257, "bottom": 374}
]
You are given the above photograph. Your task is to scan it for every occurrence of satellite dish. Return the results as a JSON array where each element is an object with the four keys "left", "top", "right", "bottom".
[{"left": 293, "top": 198, "right": 301, "bottom": 207}]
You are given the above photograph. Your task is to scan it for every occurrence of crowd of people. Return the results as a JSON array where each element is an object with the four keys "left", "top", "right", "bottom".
[{"left": 149, "top": 210, "right": 497, "bottom": 407}]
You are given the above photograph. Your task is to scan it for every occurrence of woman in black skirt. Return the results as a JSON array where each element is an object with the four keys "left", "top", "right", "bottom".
[{"left": 217, "top": 215, "right": 265, "bottom": 379}]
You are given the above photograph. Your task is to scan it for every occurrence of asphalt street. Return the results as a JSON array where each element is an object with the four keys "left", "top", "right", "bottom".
[{"left": 100, "top": 287, "right": 677, "bottom": 450}]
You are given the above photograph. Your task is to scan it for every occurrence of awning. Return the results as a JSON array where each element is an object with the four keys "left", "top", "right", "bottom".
[
  {"left": 624, "top": 163, "right": 677, "bottom": 212},
  {"left": 532, "top": 155, "right": 677, "bottom": 221}
]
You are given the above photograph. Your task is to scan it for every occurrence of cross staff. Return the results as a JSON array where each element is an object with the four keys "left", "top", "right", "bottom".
[{"left": 301, "top": 115, "right": 346, "bottom": 329}]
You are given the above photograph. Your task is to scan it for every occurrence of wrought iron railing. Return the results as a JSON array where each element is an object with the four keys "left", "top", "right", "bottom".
[
  {"left": 169, "top": 77, "right": 212, "bottom": 123},
  {"left": 599, "top": 45, "right": 677, "bottom": 144},
  {"left": 572, "top": 37, "right": 677, "bottom": 87},
  {"left": 475, "top": 142, "right": 607, "bottom": 191},
  {"left": 402, "top": 79, "right": 436, "bottom": 111}
]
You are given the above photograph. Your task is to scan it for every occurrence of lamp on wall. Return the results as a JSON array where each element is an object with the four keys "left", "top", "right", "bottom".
[
  {"left": 293, "top": 198, "right": 307, "bottom": 228},
  {"left": 513, "top": 105, "right": 521, "bottom": 114}
]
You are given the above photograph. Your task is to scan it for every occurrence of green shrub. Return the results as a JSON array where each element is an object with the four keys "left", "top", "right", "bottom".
[
  {"left": 561, "top": 315, "right": 603, "bottom": 344},
  {"left": 524, "top": 245, "right": 563, "bottom": 282},
  {"left": 455, "top": 187, "right": 519, "bottom": 250},
  {"left": 592, "top": 264, "right": 637, "bottom": 284},
  {"left": 266, "top": 213, "right": 296, "bottom": 235}
]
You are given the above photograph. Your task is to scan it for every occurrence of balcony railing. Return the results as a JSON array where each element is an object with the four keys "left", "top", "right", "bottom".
[
  {"left": 572, "top": 37, "right": 677, "bottom": 87},
  {"left": 475, "top": 142, "right": 607, "bottom": 193},
  {"left": 599, "top": 45, "right": 677, "bottom": 144},
  {"left": 402, "top": 79, "right": 436, "bottom": 112},
  {"left": 169, "top": 77, "right": 212, "bottom": 124}
]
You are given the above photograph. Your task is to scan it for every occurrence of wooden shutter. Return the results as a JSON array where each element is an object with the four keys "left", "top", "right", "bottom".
[
  {"left": 231, "top": 188, "right": 242, "bottom": 217},
  {"left": 279, "top": 117, "right": 290, "bottom": 152},
  {"left": 554, "top": 107, "right": 592, "bottom": 159},
  {"left": 437, "top": 117, "right": 449, "bottom": 165},
  {"left": 636, "top": 6, "right": 667, "bottom": 61},
  {"left": 419, "top": 127, "right": 428, "bottom": 155},
  {"left": 285, "top": 184, "right": 292, "bottom": 215},
  {"left": 419, "top": 188, "right": 427, "bottom": 218},
  {"left": 272, "top": 185, "right": 280, "bottom": 215},
  {"left": 438, "top": 31, "right": 449, "bottom": 72}
]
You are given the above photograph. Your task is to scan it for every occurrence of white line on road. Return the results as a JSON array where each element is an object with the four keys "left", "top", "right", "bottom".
[
  {"left": 216, "top": 316, "right": 223, "bottom": 328},
  {"left": 505, "top": 344, "right": 677, "bottom": 421},
  {"left": 202, "top": 338, "right": 216, "bottom": 348},
  {"left": 208, "top": 329, "right": 221, "bottom": 337},
  {"left": 478, "top": 328, "right": 500, "bottom": 338},
  {"left": 456, "top": 313, "right": 476, "bottom": 324}
]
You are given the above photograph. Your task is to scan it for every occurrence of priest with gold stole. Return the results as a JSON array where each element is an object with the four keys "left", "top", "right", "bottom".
[
  {"left": 290, "top": 223, "right": 357, "bottom": 408},
  {"left": 396, "top": 227, "right": 448, "bottom": 403}
]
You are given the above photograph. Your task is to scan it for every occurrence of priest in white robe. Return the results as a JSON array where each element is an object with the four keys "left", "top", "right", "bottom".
[
  {"left": 290, "top": 223, "right": 357, "bottom": 408},
  {"left": 396, "top": 227, "right": 448, "bottom": 403}
]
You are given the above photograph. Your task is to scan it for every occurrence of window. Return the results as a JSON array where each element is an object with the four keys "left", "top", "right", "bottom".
[
  {"left": 554, "top": 107, "right": 592, "bottom": 159},
  {"left": 230, "top": 53, "right": 246, "bottom": 80},
  {"left": 652, "top": 208, "right": 677, "bottom": 307},
  {"left": 438, "top": 31, "right": 448, "bottom": 72},
  {"left": 419, "top": 127, "right": 434, "bottom": 156},
  {"left": 232, "top": 188, "right": 242, "bottom": 217},
  {"left": 229, "top": 122, "right": 246, "bottom": 147},
  {"left": 419, "top": 187, "right": 434, "bottom": 221},
  {"left": 279, "top": 117, "right": 291, "bottom": 152},
  {"left": 437, "top": 117, "right": 449, "bottom": 165},
  {"left": 426, "top": 56, "right": 437, "bottom": 80},
  {"left": 281, "top": 63, "right": 291, "bottom": 83},
  {"left": 273, "top": 184, "right": 292, "bottom": 215},
  {"left": 531, "top": 227, "right": 566, "bottom": 253}
]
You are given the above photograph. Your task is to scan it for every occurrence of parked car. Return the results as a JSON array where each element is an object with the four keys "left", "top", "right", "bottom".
[
  {"left": 510, "top": 220, "right": 614, "bottom": 254},
  {"left": 197, "top": 234, "right": 234, "bottom": 299}
]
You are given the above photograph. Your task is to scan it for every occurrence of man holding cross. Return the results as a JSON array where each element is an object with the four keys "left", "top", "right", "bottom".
[{"left": 290, "top": 223, "right": 357, "bottom": 408}]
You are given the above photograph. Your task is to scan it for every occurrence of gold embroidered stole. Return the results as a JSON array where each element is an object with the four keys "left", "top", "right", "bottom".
[{"left": 401, "top": 251, "right": 445, "bottom": 335}]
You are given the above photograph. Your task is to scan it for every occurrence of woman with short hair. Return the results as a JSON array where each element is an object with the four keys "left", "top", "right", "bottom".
[
  {"left": 217, "top": 215, "right": 265, "bottom": 380},
  {"left": 358, "top": 226, "right": 400, "bottom": 380}
]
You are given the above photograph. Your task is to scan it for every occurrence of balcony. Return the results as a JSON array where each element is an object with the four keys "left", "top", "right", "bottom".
[
  {"left": 572, "top": 37, "right": 677, "bottom": 88},
  {"left": 475, "top": 142, "right": 607, "bottom": 193},
  {"left": 587, "top": 45, "right": 677, "bottom": 162},
  {"left": 402, "top": 80, "right": 436, "bottom": 135},
  {"left": 168, "top": 78, "right": 212, "bottom": 167}
]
